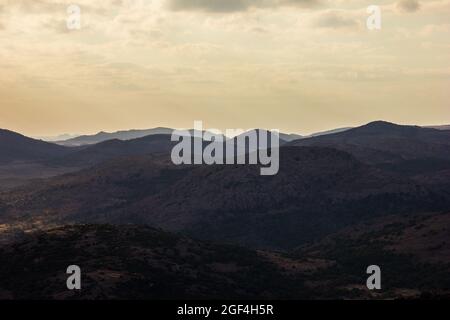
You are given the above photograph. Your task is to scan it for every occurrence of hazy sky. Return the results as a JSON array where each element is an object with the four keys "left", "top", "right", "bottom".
[{"left": 0, "top": 0, "right": 449, "bottom": 136}]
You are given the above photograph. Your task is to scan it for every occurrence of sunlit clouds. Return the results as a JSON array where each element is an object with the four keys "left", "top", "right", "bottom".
[{"left": 0, "top": 0, "right": 449, "bottom": 136}]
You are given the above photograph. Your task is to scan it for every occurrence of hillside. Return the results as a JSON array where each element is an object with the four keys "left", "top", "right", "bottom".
[
  {"left": 2, "top": 146, "right": 449, "bottom": 250},
  {"left": 48, "top": 134, "right": 177, "bottom": 167},
  {"left": 291, "top": 211, "right": 450, "bottom": 299},
  {"left": 0, "top": 224, "right": 303, "bottom": 299},
  {"left": 0, "top": 129, "right": 71, "bottom": 164},
  {"left": 1, "top": 221, "right": 449, "bottom": 299}
]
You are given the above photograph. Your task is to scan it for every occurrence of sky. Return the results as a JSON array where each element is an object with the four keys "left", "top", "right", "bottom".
[{"left": 0, "top": 0, "right": 449, "bottom": 137}]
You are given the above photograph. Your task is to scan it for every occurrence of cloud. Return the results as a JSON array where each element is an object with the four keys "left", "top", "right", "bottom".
[
  {"left": 312, "top": 11, "right": 360, "bottom": 30},
  {"left": 168, "top": 0, "right": 255, "bottom": 12},
  {"left": 248, "top": 26, "right": 269, "bottom": 34},
  {"left": 167, "top": 0, "right": 321, "bottom": 13},
  {"left": 2, "top": 0, "right": 63, "bottom": 14},
  {"left": 419, "top": 23, "right": 450, "bottom": 36},
  {"left": 42, "top": 18, "right": 70, "bottom": 33},
  {"left": 397, "top": 0, "right": 421, "bottom": 13},
  {"left": 1, "top": 0, "right": 122, "bottom": 15}
]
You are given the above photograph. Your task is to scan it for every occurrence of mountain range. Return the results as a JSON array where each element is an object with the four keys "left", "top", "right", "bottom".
[
  {"left": 40, "top": 123, "right": 450, "bottom": 147},
  {"left": 54, "top": 127, "right": 175, "bottom": 146},
  {"left": 1, "top": 120, "right": 450, "bottom": 299}
]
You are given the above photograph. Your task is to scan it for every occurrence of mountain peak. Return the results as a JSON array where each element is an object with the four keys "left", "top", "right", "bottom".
[
  {"left": 363, "top": 120, "right": 400, "bottom": 128},
  {"left": 369, "top": 120, "right": 394, "bottom": 125},
  {"left": 351, "top": 120, "right": 420, "bottom": 135}
]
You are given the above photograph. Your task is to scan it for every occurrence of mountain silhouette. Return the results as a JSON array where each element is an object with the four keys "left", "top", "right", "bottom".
[{"left": 55, "top": 127, "right": 175, "bottom": 146}]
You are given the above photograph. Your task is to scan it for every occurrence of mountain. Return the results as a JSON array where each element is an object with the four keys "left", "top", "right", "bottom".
[
  {"left": 0, "top": 129, "right": 71, "bottom": 164},
  {"left": 50, "top": 130, "right": 286, "bottom": 168},
  {"left": 37, "top": 133, "right": 80, "bottom": 142},
  {"left": 229, "top": 130, "right": 291, "bottom": 159},
  {"left": 49, "top": 132, "right": 214, "bottom": 167},
  {"left": 132, "top": 147, "right": 449, "bottom": 248},
  {"left": 55, "top": 127, "right": 174, "bottom": 146},
  {"left": 288, "top": 121, "right": 450, "bottom": 164},
  {"left": 3, "top": 146, "right": 449, "bottom": 250},
  {"left": 2, "top": 122, "right": 450, "bottom": 299},
  {"left": 55, "top": 126, "right": 303, "bottom": 147},
  {"left": 52, "top": 123, "right": 450, "bottom": 148},
  {"left": 56, "top": 128, "right": 300, "bottom": 147},
  {"left": 48, "top": 134, "right": 177, "bottom": 167}
]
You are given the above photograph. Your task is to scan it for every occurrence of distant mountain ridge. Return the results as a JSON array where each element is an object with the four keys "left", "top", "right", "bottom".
[
  {"left": 426, "top": 125, "right": 450, "bottom": 131},
  {"left": 55, "top": 127, "right": 301, "bottom": 146},
  {"left": 35, "top": 133, "right": 79, "bottom": 142},
  {"left": 307, "top": 127, "right": 353, "bottom": 137},
  {"left": 1, "top": 120, "right": 450, "bottom": 171},
  {"left": 41, "top": 122, "right": 450, "bottom": 148},
  {"left": 55, "top": 127, "right": 174, "bottom": 146}
]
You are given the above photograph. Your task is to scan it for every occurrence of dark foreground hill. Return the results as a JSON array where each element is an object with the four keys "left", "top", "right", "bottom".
[
  {"left": 2, "top": 147, "right": 450, "bottom": 250},
  {"left": 0, "top": 224, "right": 307, "bottom": 300},
  {"left": 293, "top": 210, "right": 450, "bottom": 299},
  {"left": 0, "top": 220, "right": 449, "bottom": 300}
]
